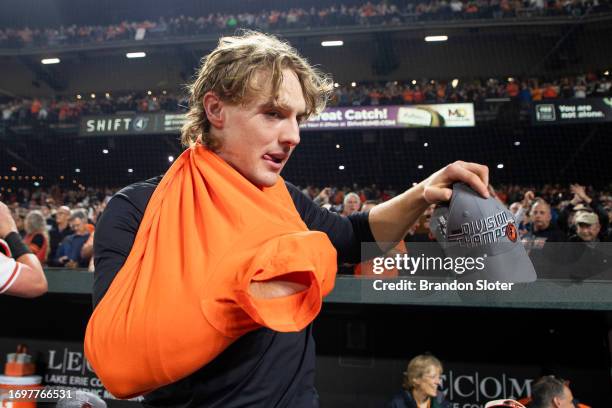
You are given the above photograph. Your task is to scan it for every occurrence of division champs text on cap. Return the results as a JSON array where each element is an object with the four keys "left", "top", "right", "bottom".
[{"left": 430, "top": 183, "right": 536, "bottom": 284}]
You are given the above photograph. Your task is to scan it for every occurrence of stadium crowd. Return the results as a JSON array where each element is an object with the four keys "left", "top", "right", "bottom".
[
  {"left": 1, "top": 180, "right": 610, "bottom": 271},
  {"left": 1, "top": 0, "right": 610, "bottom": 49},
  {"left": 2, "top": 73, "right": 610, "bottom": 126}
]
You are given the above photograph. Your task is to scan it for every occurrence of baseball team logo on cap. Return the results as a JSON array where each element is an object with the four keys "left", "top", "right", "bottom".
[
  {"left": 430, "top": 183, "right": 536, "bottom": 283},
  {"left": 506, "top": 223, "right": 518, "bottom": 242}
]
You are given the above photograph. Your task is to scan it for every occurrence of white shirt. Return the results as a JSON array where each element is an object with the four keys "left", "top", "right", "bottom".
[{"left": 0, "top": 253, "right": 21, "bottom": 294}]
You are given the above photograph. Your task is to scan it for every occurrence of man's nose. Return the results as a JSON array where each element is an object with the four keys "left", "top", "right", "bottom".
[{"left": 279, "top": 119, "right": 301, "bottom": 146}]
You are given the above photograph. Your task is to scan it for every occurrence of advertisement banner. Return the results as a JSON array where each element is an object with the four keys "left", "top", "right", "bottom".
[
  {"left": 79, "top": 113, "right": 186, "bottom": 136},
  {"left": 532, "top": 97, "right": 612, "bottom": 125},
  {"left": 0, "top": 339, "right": 142, "bottom": 405},
  {"left": 301, "top": 103, "right": 475, "bottom": 130},
  {"left": 78, "top": 103, "right": 475, "bottom": 136}
]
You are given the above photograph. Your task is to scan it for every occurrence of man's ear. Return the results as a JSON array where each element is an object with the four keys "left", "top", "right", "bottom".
[
  {"left": 551, "top": 396, "right": 562, "bottom": 408},
  {"left": 203, "top": 91, "right": 224, "bottom": 129}
]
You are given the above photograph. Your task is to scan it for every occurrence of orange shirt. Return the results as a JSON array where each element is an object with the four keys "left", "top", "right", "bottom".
[
  {"left": 403, "top": 89, "right": 414, "bottom": 103},
  {"left": 85, "top": 146, "right": 337, "bottom": 398},
  {"left": 542, "top": 85, "right": 558, "bottom": 99},
  {"left": 507, "top": 82, "right": 519, "bottom": 97},
  {"left": 531, "top": 87, "right": 543, "bottom": 101}
]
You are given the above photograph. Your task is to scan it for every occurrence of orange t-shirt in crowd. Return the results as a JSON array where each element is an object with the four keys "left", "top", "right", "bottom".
[
  {"left": 85, "top": 146, "right": 337, "bottom": 398},
  {"left": 506, "top": 82, "right": 519, "bottom": 97},
  {"left": 542, "top": 85, "right": 558, "bottom": 99},
  {"left": 531, "top": 87, "right": 543, "bottom": 101},
  {"left": 402, "top": 89, "right": 414, "bottom": 103},
  {"left": 23, "top": 233, "right": 48, "bottom": 264}
]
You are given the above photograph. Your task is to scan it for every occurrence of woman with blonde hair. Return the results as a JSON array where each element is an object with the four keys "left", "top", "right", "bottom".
[
  {"left": 387, "top": 354, "right": 451, "bottom": 408},
  {"left": 23, "top": 210, "right": 50, "bottom": 264}
]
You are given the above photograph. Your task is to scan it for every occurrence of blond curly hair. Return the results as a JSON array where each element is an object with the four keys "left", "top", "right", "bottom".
[{"left": 181, "top": 30, "right": 333, "bottom": 149}]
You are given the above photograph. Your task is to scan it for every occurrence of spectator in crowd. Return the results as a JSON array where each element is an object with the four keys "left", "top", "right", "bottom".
[
  {"left": 405, "top": 204, "right": 437, "bottom": 242},
  {"left": 0, "top": 201, "right": 47, "bottom": 297},
  {"left": 1, "top": 0, "right": 607, "bottom": 51},
  {"left": 2, "top": 73, "right": 612, "bottom": 127},
  {"left": 569, "top": 211, "right": 602, "bottom": 243},
  {"left": 12, "top": 211, "right": 26, "bottom": 237},
  {"left": 313, "top": 187, "right": 333, "bottom": 209},
  {"left": 81, "top": 231, "right": 95, "bottom": 272},
  {"left": 48, "top": 206, "right": 73, "bottom": 265},
  {"left": 23, "top": 210, "right": 50, "bottom": 264},
  {"left": 341, "top": 192, "right": 362, "bottom": 216},
  {"left": 387, "top": 354, "right": 451, "bottom": 408},
  {"left": 528, "top": 376, "right": 575, "bottom": 408},
  {"left": 524, "top": 198, "right": 567, "bottom": 246},
  {"left": 54, "top": 209, "right": 92, "bottom": 268},
  {"left": 559, "top": 184, "right": 609, "bottom": 240}
]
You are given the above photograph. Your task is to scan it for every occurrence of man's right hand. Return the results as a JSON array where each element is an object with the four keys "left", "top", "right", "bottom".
[{"left": 0, "top": 202, "right": 18, "bottom": 239}]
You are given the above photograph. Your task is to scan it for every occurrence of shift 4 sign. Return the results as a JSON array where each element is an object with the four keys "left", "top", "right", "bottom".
[{"left": 83, "top": 115, "right": 153, "bottom": 135}]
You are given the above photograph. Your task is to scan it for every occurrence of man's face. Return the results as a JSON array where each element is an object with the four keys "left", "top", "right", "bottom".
[
  {"left": 214, "top": 68, "right": 305, "bottom": 188},
  {"left": 576, "top": 221, "right": 600, "bottom": 242},
  {"left": 56, "top": 209, "right": 70, "bottom": 224},
  {"left": 71, "top": 218, "right": 88, "bottom": 235},
  {"left": 554, "top": 385, "right": 574, "bottom": 408},
  {"left": 343, "top": 196, "right": 361, "bottom": 215},
  {"left": 531, "top": 202, "right": 551, "bottom": 231}
]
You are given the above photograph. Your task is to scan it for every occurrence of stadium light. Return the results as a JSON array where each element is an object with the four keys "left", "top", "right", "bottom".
[
  {"left": 168, "top": 156, "right": 174, "bottom": 162},
  {"left": 76, "top": 95, "right": 82, "bottom": 100},
  {"left": 334, "top": 83, "right": 340, "bottom": 88},
  {"left": 126, "top": 52, "right": 146, "bottom": 59},
  {"left": 75, "top": 168, "right": 81, "bottom": 173},
  {"left": 514, "top": 141, "right": 521, "bottom": 146},
  {"left": 102, "top": 149, "right": 109, "bottom": 154},
  {"left": 425, "top": 35, "right": 448, "bottom": 42},
  {"left": 10, "top": 166, "right": 17, "bottom": 172},
  {"left": 321, "top": 40, "right": 343, "bottom": 47},
  {"left": 338, "top": 165, "right": 345, "bottom": 170},
  {"left": 351, "top": 82, "right": 356, "bottom": 87},
  {"left": 605, "top": 70, "right": 610, "bottom": 76},
  {"left": 411, "top": 80, "right": 417, "bottom": 85},
  {"left": 336, "top": 144, "right": 341, "bottom": 149},
  {"left": 41, "top": 58, "right": 60, "bottom": 65},
  {"left": 128, "top": 168, "right": 134, "bottom": 173},
  {"left": 423, "top": 142, "right": 429, "bottom": 147},
  {"left": 34, "top": 182, "right": 40, "bottom": 187},
  {"left": 497, "top": 164, "right": 504, "bottom": 169},
  {"left": 417, "top": 164, "right": 424, "bottom": 169},
  {"left": 451, "top": 79, "right": 459, "bottom": 88}
]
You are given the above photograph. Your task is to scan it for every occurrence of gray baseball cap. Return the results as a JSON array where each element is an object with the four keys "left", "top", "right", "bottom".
[
  {"left": 56, "top": 390, "right": 107, "bottom": 408},
  {"left": 430, "top": 183, "right": 536, "bottom": 283}
]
